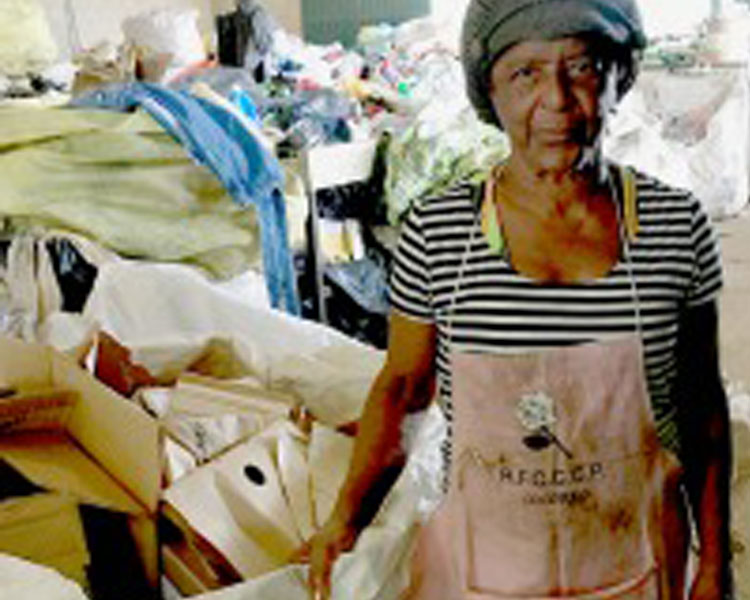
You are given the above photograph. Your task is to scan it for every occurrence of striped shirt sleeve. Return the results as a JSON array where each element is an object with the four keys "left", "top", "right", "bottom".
[
  {"left": 388, "top": 202, "right": 434, "bottom": 322},
  {"left": 686, "top": 196, "right": 723, "bottom": 307}
]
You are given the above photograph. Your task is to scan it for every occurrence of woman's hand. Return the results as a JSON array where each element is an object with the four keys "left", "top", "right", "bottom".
[
  {"left": 688, "top": 558, "right": 731, "bottom": 600},
  {"left": 294, "top": 512, "right": 360, "bottom": 600},
  {"left": 291, "top": 314, "right": 436, "bottom": 599}
]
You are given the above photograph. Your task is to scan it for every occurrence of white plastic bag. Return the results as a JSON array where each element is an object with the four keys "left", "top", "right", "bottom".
[
  {"left": 122, "top": 8, "right": 205, "bottom": 68},
  {"left": 0, "top": 554, "right": 87, "bottom": 600},
  {"left": 605, "top": 67, "right": 750, "bottom": 219},
  {"left": 0, "top": 0, "right": 58, "bottom": 76}
]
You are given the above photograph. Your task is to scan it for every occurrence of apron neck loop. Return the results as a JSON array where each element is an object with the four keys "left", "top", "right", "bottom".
[
  {"left": 612, "top": 163, "right": 642, "bottom": 336},
  {"left": 446, "top": 164, "right": 644, "bottom": 345}
]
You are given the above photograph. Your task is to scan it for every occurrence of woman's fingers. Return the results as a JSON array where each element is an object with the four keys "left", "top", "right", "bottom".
[
  {"left": 304, "top": 515, "right": 359, "bottom": 600},
  {"left": 308, "top": 541, "right": 335, "bottom": 600}
]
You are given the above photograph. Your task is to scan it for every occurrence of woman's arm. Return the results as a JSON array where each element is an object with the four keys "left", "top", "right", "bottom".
[
  {"left": 676, "top": 300, "right": 732, "bottom": 599},
  {"left": 303, "top": 311, "right": 437, "bottom": 600}
]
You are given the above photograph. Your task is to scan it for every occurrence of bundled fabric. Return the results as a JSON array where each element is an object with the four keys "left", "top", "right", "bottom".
[
  {"left": 0, "top": 106, "right": 259, "bottom": 279},
  {"left": 384, "top": 103, "right": 510, "bottom": 224},
  {"left": 72, "top": 83, "right": 299, "bottom": 314}
]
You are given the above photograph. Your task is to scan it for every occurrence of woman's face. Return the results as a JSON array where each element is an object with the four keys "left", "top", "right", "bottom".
[{"left": 489, "top": 37, "right": 615, "bottom": 175}]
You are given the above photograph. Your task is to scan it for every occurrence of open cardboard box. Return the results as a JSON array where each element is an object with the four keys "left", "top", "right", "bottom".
[
  {"left": 0, "top": 335, "right": 162, "bottom": 590},
  {"left": 160, "top": 418, "right": 356, "bottom": 597}
]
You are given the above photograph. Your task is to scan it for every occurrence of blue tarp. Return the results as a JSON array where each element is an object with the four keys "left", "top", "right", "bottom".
[{"left": 72, "top": 82, "right": 300, "bottom": 315}]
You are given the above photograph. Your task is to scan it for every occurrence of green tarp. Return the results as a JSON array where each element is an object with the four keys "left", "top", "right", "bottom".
[{"left": 0, "top": 106, "right": 260, "bottom": 279}]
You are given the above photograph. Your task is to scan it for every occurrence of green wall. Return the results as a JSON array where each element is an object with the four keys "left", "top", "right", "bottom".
[{"left": 302, "top": 0, "right": 430, "bottom": 47}]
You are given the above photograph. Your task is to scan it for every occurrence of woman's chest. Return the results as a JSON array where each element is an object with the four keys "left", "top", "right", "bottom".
[
  {"left": 499, "top": 202, "right": 621, "bottom": 284},
  {"left": 430, "top": 252, "right": 687, "bottom": 344}
]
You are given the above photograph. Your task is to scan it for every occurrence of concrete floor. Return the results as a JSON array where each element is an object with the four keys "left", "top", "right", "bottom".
[
  {"left": 717, "top": 209, "right": 750, "bottom": 388},
  {"left": 718, "top": 210, "right": 750, "bottom": 600}
]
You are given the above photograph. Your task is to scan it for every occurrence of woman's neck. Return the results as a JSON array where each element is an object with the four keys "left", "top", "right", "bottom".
[{"left": 500, "top": 154, "right": 611, "bottom": 220}]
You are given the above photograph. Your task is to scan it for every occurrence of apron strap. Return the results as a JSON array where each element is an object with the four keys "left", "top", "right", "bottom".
[
  {"left": 616, "top": 165, "right": 643, "bottom": 335},
  {"left": 619, "top": 165, "right": 639, "bottom": 243}
]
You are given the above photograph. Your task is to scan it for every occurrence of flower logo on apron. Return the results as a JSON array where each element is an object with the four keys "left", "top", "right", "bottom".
[{"left": 516, "top": 392, "right": 573, "bottom": 458}]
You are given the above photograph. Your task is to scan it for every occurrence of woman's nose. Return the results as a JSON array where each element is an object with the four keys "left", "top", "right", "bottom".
[{"left": 540, "top": 69, "right": 573, "bottom": 110}]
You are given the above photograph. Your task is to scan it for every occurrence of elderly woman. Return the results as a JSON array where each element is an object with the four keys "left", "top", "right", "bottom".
[{"left": 302, "top": 1, "right": 732, "bottom": 599}]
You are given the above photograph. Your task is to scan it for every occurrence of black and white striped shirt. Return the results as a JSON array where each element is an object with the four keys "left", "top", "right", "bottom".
[{"left": 389, "top": 169, "right": 723, "bottom": 454}]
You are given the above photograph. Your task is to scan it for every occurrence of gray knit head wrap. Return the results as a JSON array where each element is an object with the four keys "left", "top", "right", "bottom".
[{"left": 461, "top": 0, "right": 647, "bottom": 125}]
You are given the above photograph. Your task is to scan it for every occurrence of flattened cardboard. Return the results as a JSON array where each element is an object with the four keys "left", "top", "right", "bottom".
[
  {"left": 309, "top": 424, "right": 354, "bottom": 527},
  {"left": 0, "top": 335, "right": 161, "bottom": 512},
  {"left": 0, "top": 432, "right": 143, "bottom": 515},
  {"left": 169, "top": 378, "right": 293, "bottom": 421},
  {"left": 0, "top": 494, "right": 87, "bottom": 559},
  {"left": 177, "top": 373, "right": 297, "bottom": 407},
  {"left": 163, "top": 421, "right": 308, "bottom": 579},
  {"left": 53, "top": 345, "right": 161, "bottom": 512},
  {"left": 277, "top": 429, "right": 315, "bottom": 541},
  {"left": 162, "top": 544, "right": 213, "bottom": 596},
  {"left": 214, "top": 435, "right": 301, "bottom": 561},
  {"left": 164, "top": 421, "right": 358, "bottom": 586},
  {"left": 164, "top": 411, "right": 267, "bottom": 464},
  {"left": 163, "top": 460, "right": 282, "bottom": 580},
  {"left": 161, "top": 501, "right": 243, "bottom": 590},
  {"left": 46, "top": 552, "right": 90, "bottom": 591},
  {"left": 0, "top": 335, "right": 162, "bottom": 585},
  {"left": 0, "top": 388, "right": 76, "bottom": 433},
  {"left": 0, "top": 493, "right": 89, "bottom": 588}
]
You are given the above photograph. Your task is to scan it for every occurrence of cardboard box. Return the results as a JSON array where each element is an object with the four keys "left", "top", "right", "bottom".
[
  {"left": 0, "top": 492, "right": 89, "bottom": 586},
  {"left": 159, "top": 501, "right": 244, "bottom": 595},
  {"left": 0, "top": 335, "right": 162, "bottom": 590},
  {"left": 160, "top": 420, "right": 355, "bottom": 596}
]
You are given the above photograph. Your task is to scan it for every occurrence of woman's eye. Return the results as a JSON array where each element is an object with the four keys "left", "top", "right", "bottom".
[
  {"left": 511, "top": 66, "right": 536, "bottom": 81},
  {"left": 567, "top": 57, "right": 597, "bottom": 79}
]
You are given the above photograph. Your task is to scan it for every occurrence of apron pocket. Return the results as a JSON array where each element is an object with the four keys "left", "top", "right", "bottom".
[{"left": 458, "top": 450, "right": 660, "bottom": 597}]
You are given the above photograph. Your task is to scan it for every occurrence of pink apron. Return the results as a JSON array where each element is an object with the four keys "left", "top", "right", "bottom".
[{"left": 404, "top": 171, "right": 689, "bottom": 599}]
